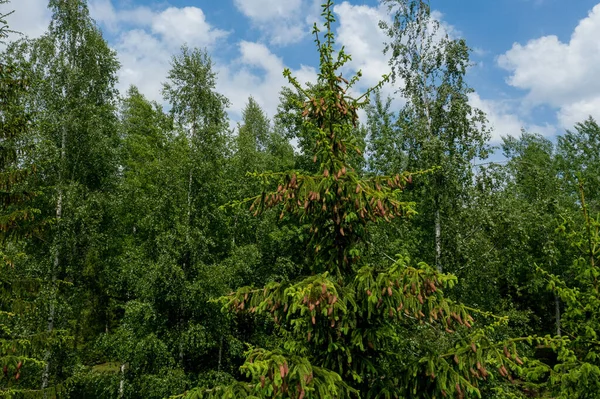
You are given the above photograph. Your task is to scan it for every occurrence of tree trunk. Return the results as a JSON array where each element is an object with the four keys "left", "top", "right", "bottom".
[
  {"left": 42, "top": 126, "right": 66, "bottom": 395},
  {"left": 41, "top": 239, "right": 59, "bottom": 395},
  {"left": 555, "top": 293, "right": 561, "bottom": 336},
  {"left": 42, "top": 196, "right": 61, "bottom": 394},
  {"left": 419, "top": 46, "right": 441, "bottom": 273},
  {"left": 187, "top": 168, "right": 193, "bottom": 235},
  {"left": 179, "top": 138, "right": 194, "bottom": 366},
  {"left": 435, "top": 208, "right": 442, "bottom": 273},
  {"left": 218, "top": 335, "right": 223, "bottom": 372},
  {"left": 118, "top": 363, "right": 126, "bottom": 399},
  {"left": 179, "top": 312, "right": 185, "bottom": 365}
]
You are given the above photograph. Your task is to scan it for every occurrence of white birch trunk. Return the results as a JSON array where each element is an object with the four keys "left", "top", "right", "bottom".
[
  {"left": 118, "top": 363, "right": 126, "bottom": 398},
  {"left": 42, "top": 127, "right": 65, "bottom": 395},
  {"left": 435, "top": 208, "right": 442, "bottom": 272}
]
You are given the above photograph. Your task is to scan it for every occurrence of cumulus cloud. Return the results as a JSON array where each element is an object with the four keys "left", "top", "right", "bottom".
[
  {"left": 152, "top": 7, "right": 229, "bottom": 45},
  {"left": 332, "top": 2, "right": 472, "bottom": 126},
  {"left": 218, "top": 41, "right": 316, "bottom": 118},
  {"left": 89, "top": 0, "right": 154, "bottom": 30},
  {"left": 88, "top": 1, "right": 230, "bottom": 106},
  {"left": 90, "top": 0, "right": 229, "bottom": 48},
  {"left": 88, "top": 0, "right": 118, "bottom": 29},
  {"left": 227, "top": 0, "right": 402, "bottom": 118},
  {"left": 468, "top": 93, "right": 557, "bottom": 143},
  {"left": 233, "top": 0, "right": 309, "bottom": 45},
  {"left": 498, "top": 3, "right": 600, "bottom": 128},
  {"left": 334, "top": 2, "right": 391, "bottom": 89},
  {"left": 114, "top": 29, "right": 169, "bottom": 104},
  {"left": 332, "top": 1, "right": 561, "bottom": 140},
  {"left": 557, "top": 96, "right": 600, "bottom": 128},
  {"left": 331, "top": 1, "right": 398, "bottom": 125},
  {"left": 2, "top": 0, "right": 51, "bottom": 41},
  {"left": 87, "top": 1, "right": 316, "bottom": 121}
]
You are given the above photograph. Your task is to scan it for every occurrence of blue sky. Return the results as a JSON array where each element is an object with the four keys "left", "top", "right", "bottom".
[{"left": 6, "top": 0, "right": 600, "bottom": 143}]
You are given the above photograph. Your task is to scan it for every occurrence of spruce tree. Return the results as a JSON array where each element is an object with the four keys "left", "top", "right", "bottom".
[
  {"left": 175, "top": 3, "right": 518, "bottom": 398},
  {"left": 0, "top": 44, "right": 38, "bottom": 242},
  {"left": 0, "top": 56, "right": 41, "bottom": 399},
  {"left": 0, "top": 2, "right": 49, "bottom": 396}
]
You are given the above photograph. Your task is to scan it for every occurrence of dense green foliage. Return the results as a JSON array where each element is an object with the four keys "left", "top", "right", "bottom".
[
  {"left": 1, "top": 6, "right": 48, "bottom": 397},
  {"left": 1, "top": 0, "right": 600, "bottom": 398}
]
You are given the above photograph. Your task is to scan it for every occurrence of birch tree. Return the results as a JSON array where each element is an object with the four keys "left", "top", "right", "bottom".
[
  {"left": 380, "top": 0, "right": 490, "bottom": 272},
  {"left": 27, "top": 0, "right": 119, "bottom": 390}
]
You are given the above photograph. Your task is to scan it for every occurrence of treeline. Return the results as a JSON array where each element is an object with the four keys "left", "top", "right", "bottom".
[{"left": 1, "top": 0, "right": 600, "bottom": 398}]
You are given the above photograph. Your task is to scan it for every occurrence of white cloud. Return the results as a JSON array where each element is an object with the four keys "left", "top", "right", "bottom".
[
  {"left": 88, "top": 1, "right": 316, "bottom": 122},
  {"left": 151, "top": 7, "right": 228, "bottom": 45},
  {"left": 234, "top": 0, "right": 302, "bottom": 22},
  {"left": 332, "top": 2, "right": 398, "bottom": 125},
  {"left": 557, "top": 95, "right": 600, "bottom": 128},
  {"left": 332, "top": 2, "right": 560, "bottom": 140},
  {"left": 88, "top": 1, "right": 230, "bottom": 106},
  {"left": 218, "top": 41, "right": 317, "bottom": 119},
  {"left": 90, "top": 1, "right": 229, "bottom": 48},
  {"left": 334, "top": 2, "right": 391, "bottom": 89},
  {"left": 498, "top": 3, "right": 600, "bottom": 128},
  {"left": 225, "top": 0, "right": 402, "bottom": 120},
  {"left": 88, "top": 0, "right": 117, "bottom": 29},
  {"left": 2, "top": 0, "right": 51, "bottom": 40},
  {"left": 114, "top": 29, "right": 169, "bottom": 104},
  {"left": 233, "top": 0, "right": 309, "bottom": 45},
  {"left": 468, "top": 93, "right": 557, "bottom": 143},
  {"left": 89, "top": 0, "right": 155, "bottom": 31}
]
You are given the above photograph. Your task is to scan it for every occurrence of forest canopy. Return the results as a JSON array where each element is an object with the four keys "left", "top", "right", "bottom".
[{"left": 2, "top": 0, "right": 600, "bottom": 398}]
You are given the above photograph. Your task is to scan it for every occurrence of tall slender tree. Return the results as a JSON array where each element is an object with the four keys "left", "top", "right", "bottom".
[
  {"left": 237, "top": 97, "right": 270, "bottom": 167},
  {"left": 148, "top": 44, "right": 235, "bottom": 386},
  {"left": 162, "top": 44, "right": 231, "bottom": 267},
  {"left": 24, "top": 0, "right": 120, "bottom": 391},
  {"left": 380, "top": 0, "right": 490, "bottom": 272}
]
